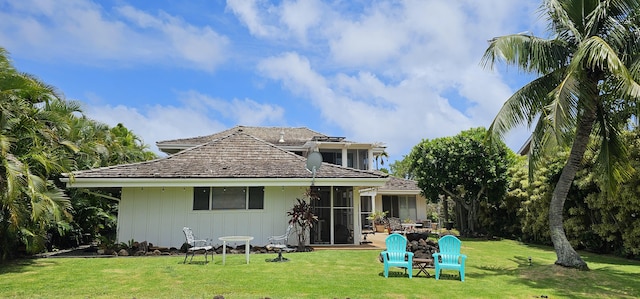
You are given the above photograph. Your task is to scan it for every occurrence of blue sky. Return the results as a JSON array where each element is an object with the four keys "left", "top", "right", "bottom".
[{"left": 0, "top": 0, "right": 544, "bottom": 164}]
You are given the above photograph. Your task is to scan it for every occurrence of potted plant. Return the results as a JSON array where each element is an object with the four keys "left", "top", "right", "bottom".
[{"left": 367, "top": 210, "right": 388, "bottom": 233}]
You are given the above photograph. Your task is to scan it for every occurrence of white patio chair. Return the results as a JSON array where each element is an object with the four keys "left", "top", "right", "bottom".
[
  {"left": 182, "top": 227, "right": 213, "bottom": 264},
  {"left": 266, "top": 224, "right": 294, "bottom": 262}
]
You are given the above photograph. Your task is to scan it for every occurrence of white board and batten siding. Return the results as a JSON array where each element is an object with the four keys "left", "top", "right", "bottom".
[{"left": 117, "top": 186, "right": 305, "bottom": 249}]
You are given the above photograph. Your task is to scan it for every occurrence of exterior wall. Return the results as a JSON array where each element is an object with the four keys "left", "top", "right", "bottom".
[
  {"left": 117, "top": 186, "right": 307, "bottom": 248},
  {"left": 372, "top": 193, "right": 427, "bottom": 222}
]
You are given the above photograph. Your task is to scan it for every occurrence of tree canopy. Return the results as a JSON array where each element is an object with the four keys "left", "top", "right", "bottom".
[
  {"left": 409, "top": 127, "right": 513, "bottom": 236},
  {"left": 0, "top": 48, "right": 155, "bottom": 261}
]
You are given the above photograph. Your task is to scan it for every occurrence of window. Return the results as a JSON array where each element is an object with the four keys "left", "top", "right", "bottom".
[
  {"left": 360, "top": 196, "right": 373, "bottom": 229},
  {"left": 248, "top": 187, "right": 264, "bottom": 209},
  {"left": 193, "top": 187, "right": 264, "bottom": 210},
  {"left": 211, "top": 187, "right": 245, "bottom": 209},
  {"left": 320, "top": 150, "right": 341, "bottom": 165},
  {"left": 193, "top": 187, "right": 210, "bottom": 210},
  {"left": 382, "top": 195, "right": 417, "bottom": 220}
]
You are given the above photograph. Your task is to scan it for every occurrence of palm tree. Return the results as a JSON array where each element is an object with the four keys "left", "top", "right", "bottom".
[
  {"left": 482, "top": 0, "right": 640, "bottom": 269},
  {"left": 374, "top": 151, "right": 389, "bottom": 170},
  {"left": 0, "top": 48, "right": 75, "bottom": 260}
]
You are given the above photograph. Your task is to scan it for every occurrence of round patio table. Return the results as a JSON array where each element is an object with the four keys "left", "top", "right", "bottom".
[{"left": 218, "top": 236, "right": 254, "bottom": 265}]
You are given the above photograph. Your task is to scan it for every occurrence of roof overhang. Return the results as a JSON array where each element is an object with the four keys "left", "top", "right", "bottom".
[
  {"left": 156, "top": 143, "right": 193, "bottom": 151},
  {"left": 302, "top": 141, "right": 381, "bottom": 150},
  {"left": 358, "top": 188, "right": 421, "bottom": 196},
  {"left": 378, "top": 189, "right": 421, "bottom": 195},
  {"left": 61, "top": 177, "right": 389, "bottom": 188}
]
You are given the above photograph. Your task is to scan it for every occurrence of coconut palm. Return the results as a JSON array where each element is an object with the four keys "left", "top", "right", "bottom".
[
  {"left": 374, "top": 151, "right": 389, "bottom": 170},
  {"left": 482, "top": 0, "right": 640, "bottom": 269}
]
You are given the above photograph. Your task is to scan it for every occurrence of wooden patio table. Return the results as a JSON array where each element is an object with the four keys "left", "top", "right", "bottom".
[{"left": 413, "top": 258, "right": 434, "bottom": 277}]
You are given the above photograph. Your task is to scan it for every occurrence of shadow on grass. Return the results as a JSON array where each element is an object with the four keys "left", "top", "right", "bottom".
[
  {"left": 473, "top": 257, "right": 640, "bottom": 298},
  {"left": 180, "top": 260, "right": 210, "bottom": 265},
  {"left": 0, "top": 258, "right": 45, "bottom": 275},
  {"left": 377, "top": 270, "right": 413, "bottom": 279}
]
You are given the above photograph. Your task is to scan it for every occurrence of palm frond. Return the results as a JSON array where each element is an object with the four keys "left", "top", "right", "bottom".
[
  {"left": 576, "top": 36, "right": 640, "bottom": 98},
  {"left": 481, "top": 34, "right": 571, "bottom": 74},
  {"left": 543, "top": 0, "right": 583, "bottom": 43},
  {"left": 527, "top": 115, "right": 560, "bottom": 179},
  {"left": 592, "top": 106, "right": 633, "bottom": 194},
  {"left": 487, "top": 69, "right": 564, "bottom": 142},
  {"left": 545, "top": 70, "right": 581, "bottom": 144}
]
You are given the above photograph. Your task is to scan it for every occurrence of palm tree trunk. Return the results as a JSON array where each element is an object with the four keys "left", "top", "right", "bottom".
[{"left": 549, "top": 101, "right": 597, "bottom": 270}]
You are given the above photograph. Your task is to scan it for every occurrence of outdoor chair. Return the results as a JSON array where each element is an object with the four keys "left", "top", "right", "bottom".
[
  {"left": 266, "top": 224, "right": 294, "bottom": 262},
  {"left": 381, "top": 233, "right": 413, "bottom": 278},
  {"left": 182, "top": 227, "right": 213, "bottom": 264},
  {"left": 387, "top": 217, "right": 404, "bottom": 234},
  {"left": 432, "top": 235, "right": 467, "bottom": 281}
]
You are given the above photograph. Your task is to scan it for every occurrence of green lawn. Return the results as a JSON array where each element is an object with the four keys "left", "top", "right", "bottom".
[{"left": 1, "top": 239, "right": 639, "bottom": 298}]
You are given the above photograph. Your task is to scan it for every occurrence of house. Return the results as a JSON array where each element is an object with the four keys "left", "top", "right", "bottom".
[{"left": 62, "top": 126, "right": 425, "bottom": 248}]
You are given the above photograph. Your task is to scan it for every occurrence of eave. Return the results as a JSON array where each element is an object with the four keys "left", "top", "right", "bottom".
[{"left": 61, "top": 177, "right": 389, "bottom": 188}]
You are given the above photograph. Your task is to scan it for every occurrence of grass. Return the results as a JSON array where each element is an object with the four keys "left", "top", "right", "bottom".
[{"left": 1, "top": 239, "right": 639, "bottom": 298}]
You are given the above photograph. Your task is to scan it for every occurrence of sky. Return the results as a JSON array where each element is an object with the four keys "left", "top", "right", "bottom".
[{"left": 0, "top": 0, "right": 546, "bottom": 165}]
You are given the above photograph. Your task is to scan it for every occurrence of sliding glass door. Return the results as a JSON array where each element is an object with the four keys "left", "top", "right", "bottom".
[{"left": 310, "top": 186, "right": 354, "bottom": 244}]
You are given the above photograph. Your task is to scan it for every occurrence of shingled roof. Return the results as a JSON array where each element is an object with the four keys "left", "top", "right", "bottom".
[
  {"left": 156, "top": 125, "right": 330, "bottom": 148},
  {"left": 64, "top": 131, "right": 388, "bottom": 187},
  {"left": 378, "top": 177, "right": 422, "bottom": 193}
]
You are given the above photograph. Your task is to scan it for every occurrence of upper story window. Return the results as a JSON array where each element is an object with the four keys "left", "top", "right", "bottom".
[
  {"left": 193, "top": 187, "right": 264, "bottom": 210},
  {"left": 320, "top": 150, "right": 341, "bottom": 165},
  {"left": 318, "top": 149, "right": 369, "bottom": 170}
]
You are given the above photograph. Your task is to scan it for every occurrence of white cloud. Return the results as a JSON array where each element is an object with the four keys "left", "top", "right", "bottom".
[
  {"left": 83, "top": 89, "right": 285, "bottom": 154},
  {"left": 257, "top": 52, "right": 473, "bottom": 160},
  {"left": 226, "top": 0, "right": 327, "bottom": 43},
  {"left": 84, "top": 103, "right": 225, "bottom": 154},
  {"left": 177, "top": 90, "right": 286, "bottom": 126},
  {"left": 254, "top": 1, "right": 538, "bottom": 161},
  {"left": 280, "top": 0, "right": 324, "bottom": 42},
  {"left": 0, "top": 0, "right": 229, "bottom": 71},
  {"left": 225, "top": 0, "right": 278, "bottom": 38},
  {"left": 327, "top": 3, "right": 410, "bottom": 68}
]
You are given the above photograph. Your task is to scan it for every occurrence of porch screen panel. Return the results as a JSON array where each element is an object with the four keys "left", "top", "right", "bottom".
[
  {"left": 211, "top": 187, "right": 245, "bottom": 209},
  {"left": 333, "top": 208, "right": 353, "bottom": 244},
  {"left": 333, "top": 187, "right": 352, "bottom": 207},
  {"left": 334, "top": 187, "right": 353, "bottom": 244},
  {"left": 310, "top": 186, "right": 331, "bottom": 244}
]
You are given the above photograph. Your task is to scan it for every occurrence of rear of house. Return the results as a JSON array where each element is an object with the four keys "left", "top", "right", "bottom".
[{"left": 63, "top": 126, "right": 425, "bottom": 249}]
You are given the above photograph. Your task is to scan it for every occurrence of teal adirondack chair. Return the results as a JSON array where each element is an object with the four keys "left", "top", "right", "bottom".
[
  {"left": 381, "top": 233, "right": 413, "bottom": 278},
  {"left": 433, "top": 235, "right": 467, "bottom": 281}
]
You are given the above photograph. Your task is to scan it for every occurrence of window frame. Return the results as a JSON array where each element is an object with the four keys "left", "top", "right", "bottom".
[{"left": 192, "top": 186, "right": 264, "bottom": 211}]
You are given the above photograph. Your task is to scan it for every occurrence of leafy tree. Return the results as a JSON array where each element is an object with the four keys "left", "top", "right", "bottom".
[
  {"left": 409, "top": 127, "right": 512, "bottom": 236},
  {"left": 478, "top": 155, "right": 528, "bottom": 239},
  {"left": 581, "top": 129, "right": 640, "bottom": 257},
  {"left": 482, "top": 0, "right": 640, "bottom": 269},
  {"left": 389, "top": 155, "right": 414, "bottom": 179}
]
